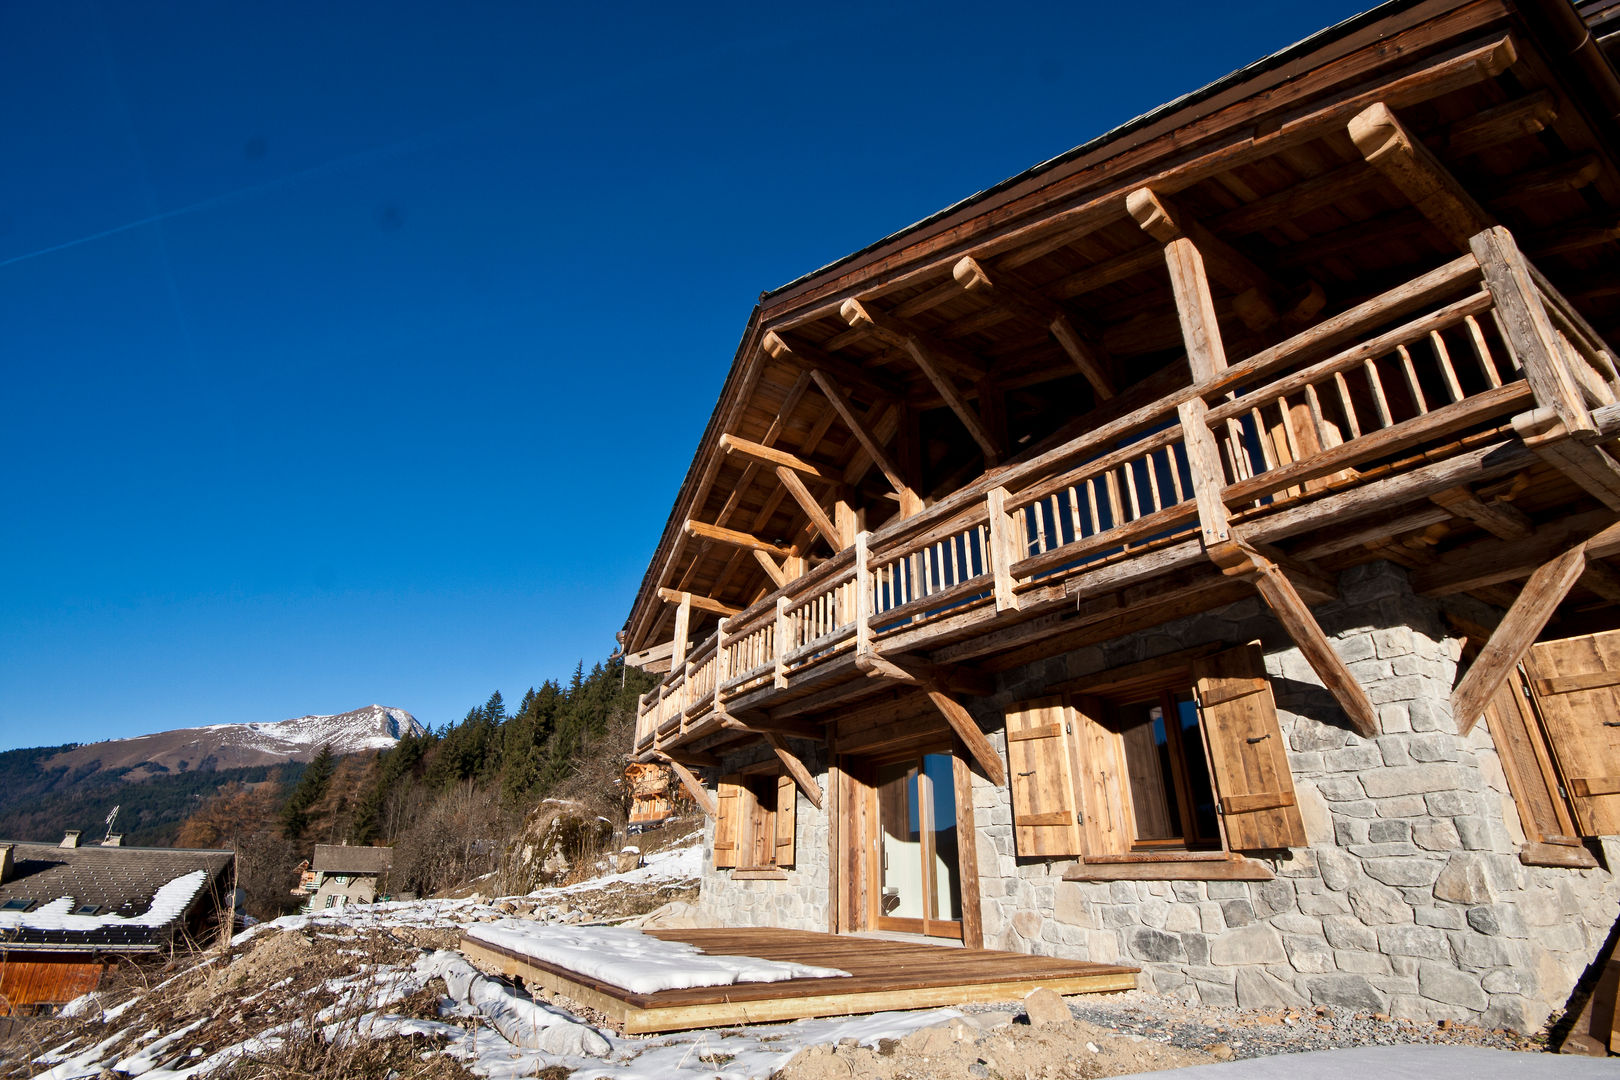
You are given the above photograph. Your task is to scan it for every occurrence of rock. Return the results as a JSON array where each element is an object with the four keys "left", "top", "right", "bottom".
[
  {"left": 1361, "top": 857, "right": 1441, "bottom": 888},
  {"left": 1130, "top": 927, "right": 1184, "bottom": 962},
  {"left": 1306, "top": 974, "right": 1387, "bottom": 1013},
  {"left": 1433, "top": 853, "right": 1495, "bottom": 905},
  {"left": 965, "top": 1011, "right": 1014, "bottom": 1031},
  {"left": 1023, "top": 987, "right": 1071, "bottom": 1026},
  {"left": 1348, "top": 881, "right": 1411, "bottom": 925},
  {"left": 1418, "top": 963, "right": 1487, "bottom": 1010},
  {"left": 1208, "top": 925, "right": 1286, "bottom": 966},
  {"left": 1209, "top": 1042, "right": 1235, "bottom": 1060}
]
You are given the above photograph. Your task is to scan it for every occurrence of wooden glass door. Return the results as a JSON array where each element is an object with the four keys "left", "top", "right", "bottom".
[{"left": 874, "top": 752, "right": 961, "bottom": 938}]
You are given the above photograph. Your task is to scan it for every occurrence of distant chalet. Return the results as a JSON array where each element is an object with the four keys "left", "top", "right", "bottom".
[{"left": 0, "top": 832, "right": 235, "bottom": 1015}]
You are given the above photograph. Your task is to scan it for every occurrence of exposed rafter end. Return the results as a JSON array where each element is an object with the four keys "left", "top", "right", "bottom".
[{"left": 657, "top": 587, "right": 740, "bottom": 618}]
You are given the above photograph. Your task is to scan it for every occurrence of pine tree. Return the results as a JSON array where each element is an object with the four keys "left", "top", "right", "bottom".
[{"left": 279, "top": 744, "right": 336, "bottom": 844}]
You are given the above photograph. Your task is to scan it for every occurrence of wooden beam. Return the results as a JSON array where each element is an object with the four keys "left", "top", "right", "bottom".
[
  {"left": 1223, "top": 541, "right": 1378, "bottom": 738},
  {"left": 952, "top": 256, "right": 1115, "bottom": 399},
  {"left": 764, "top": 732, "right": 824, "bottom": 810},
  {"left": 1414, "top": 509, "right": 1620, "bottom": 596},
  {"left": 719, "top": 433, "right": 826, "bottom": 479},
  {"left": 775, "top": 465, "right": 845, "bottom": 550},
  {"left": 1349, "top": 102, "right": 1494, "bottom": 250},
  {"left": 1429, "top": 486, "right": 1533, "bottom": 540},
  {"left": 684, "top": 518, "right": 796, "bottom": 557},
  {"left": 654, "top": 753, "right": 717, "bottom": 818},
  {"left": 925, "top": 687, "right": 1007, "bottom": 787},
  {"left": 658, "top": 587, "right": 741, "bottom": 618},
  {"left": 752, "top": 548, "right": 789, "bottom": 588},
  {"left": 1513, "top": 408, "right": 1620, "bottom": 512},
  {"left": 807, "top": 369, "right": 919, "bottom": 514},
  {"left": 840, "top": 299, "right": 1000, "bottom": 464},
  {"left": 761, "top": 330, "right": 904, "bottom": 401},
  {"left": 1126, "top": 186, "right": 1296, "bottom": 331},
  {"left": 1444, "top": 89, "right": 1556, "bottom": 157},
  {"left": 1451, "top": 543, "right": 1590, "bottom": 735},
  {"left": 836, "top": 299, "right": 985, "bottom": 380}
]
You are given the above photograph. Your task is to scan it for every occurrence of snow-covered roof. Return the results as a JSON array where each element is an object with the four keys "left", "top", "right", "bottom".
[
  {"left": 0, "top": 840, "right": 233, "bottom": 952},
  {"left": 312, "top": 844, "right": 392, "bottom": 875}
]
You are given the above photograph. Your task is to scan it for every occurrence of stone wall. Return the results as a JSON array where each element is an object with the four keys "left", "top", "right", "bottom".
[
  {"left": 971, "top": 561, "right": 1620, "bottom": 1030},
  {"left": 693, "top": 741, "right": 831, "bottom": 933},
  {"left": 686, "top": 561, "right": 1620, "bottom": 1031}
]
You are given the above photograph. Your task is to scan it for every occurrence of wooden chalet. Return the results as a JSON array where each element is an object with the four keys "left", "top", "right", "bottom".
[{"left": 620, "top": 0, "right": 1620, "bottom": 1037}]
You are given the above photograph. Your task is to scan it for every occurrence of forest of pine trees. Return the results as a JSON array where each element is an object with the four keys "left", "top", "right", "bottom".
[{"left": 175, "top": 653, "right": 656, "bottom": 918}]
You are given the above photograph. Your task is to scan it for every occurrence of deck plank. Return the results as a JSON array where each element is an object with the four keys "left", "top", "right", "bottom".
[{"left": 459, "top": 927, "right": 1138, "bottom": 1033}]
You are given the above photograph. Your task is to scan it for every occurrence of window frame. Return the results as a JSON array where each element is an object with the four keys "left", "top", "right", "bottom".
[{"left": 714, "top": 761, "right": 797, "bottom": 876}]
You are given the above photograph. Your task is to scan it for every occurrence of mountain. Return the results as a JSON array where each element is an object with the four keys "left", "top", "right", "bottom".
[{"left": 42, "top": 705, "right": 425, "bottom": 780}]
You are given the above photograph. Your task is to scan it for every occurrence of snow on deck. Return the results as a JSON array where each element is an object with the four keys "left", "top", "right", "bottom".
[{"left": 465, "top": 922, "right": 850, "bottom": 994}]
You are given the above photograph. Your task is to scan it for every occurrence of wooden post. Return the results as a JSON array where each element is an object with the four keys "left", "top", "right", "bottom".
[
  {"left": 714, "top": 617, "right": 731, "bottom": 719},
  {"left": 671, "top": 592, "right": 692, "bottom": 671},
  {"left": 1471, "top": 226, "right": 1595, "bottom": 439},
  {"left": 1451, "top": 542, "right": 1589, "bottom": 734},
  {"left": 1349, "top": 102, "right": 1493, "bottom": 250},
  {"left": 854, "top": 531, "right": 873, "bottom": 657},
  {"left": 925, "top": 687, "right": 1007, "bottom": 786},
  {"left": 657, "top": 753, "right": 717, "bottom": 818},
  {"left": 986, "top": 486, "right": 1021, "bottom": 612},
  {"left": 766, "top": 732, "right": 825, "bottom": 809},
  {"left": 1177, "top": 399, "right": 1232, "bottom": 550},
  {"left": 774, "top": 595, "right": 791, "bottom": 690}
]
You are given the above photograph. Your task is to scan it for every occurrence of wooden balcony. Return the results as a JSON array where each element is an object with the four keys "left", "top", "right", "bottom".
[{"left": 634, "top": 226, "right": 1620, "bottom": 761}]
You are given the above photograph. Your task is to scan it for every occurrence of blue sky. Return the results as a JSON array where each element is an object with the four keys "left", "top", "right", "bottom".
[{"left": 0, "top": 0, "right": 1370, "bottom": 750}]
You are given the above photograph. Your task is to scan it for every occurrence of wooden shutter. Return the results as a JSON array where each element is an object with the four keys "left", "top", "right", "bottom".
[
  {"left": 713, "top": 777, "right": 741, "bottom": 869},
  {"left": 1070, "top": 694, "right": 1130, "bottom": 856},
  {"left": 1193, "top": 644, "right": 1305, "bottom": 850},
  {"left": 774, "top": 773, "right": 797, "bottom": 867},
  {"left": 1481, "top": 669, "right": 1583, "bottom": 846},
  {"left": 1524, "top": 630, "right": 1620, "bottom": 836},
  {"left": 1005, "top": 697, "right": 1083, "bottom": 856}
]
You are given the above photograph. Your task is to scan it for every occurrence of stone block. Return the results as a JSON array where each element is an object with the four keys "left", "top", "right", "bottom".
[
  {"left": 1424, "top": 790, "right": 1476, "bottom": 817},
  {"left": 1294, "top": 782, "right": 1334, "bottom": 845},
  {"left": 1323, "top": 916, "right": 1378, "bottom": 951},
  {"left": 1366, "top": 676, "right": 1427, "bottom": 706},
  {"left": 1053, "top": 882, "right": 1091, "bottom": 928},
  {"left": 1368, "top": 820, "right": 1412, "bottom": 844},
  {"left": 1407, "top": 698, "right": 1451, "bottom": 732},
  {"left": 1432, "top": 853, "right": 1495, "bottom": 905},
  {"left": 1315, "top": 847, "right": 1358, "bottom": 891},
  {"left": 1210, "top": 925, "right": 1287, "bottom": 966},
  {"left": 1270, "top": 912, "right": 1322, "bottom": 935},
  {"left": 1171, "top": 881, "right": 1201, "bottom": 903},
  {"left": 1205, "top": 881, "right": 1250, "bottom": 900},
  {"left": 1284, "top": 934, "right": 1336, "bottom": 973},
  {"left": 1219, "top": 900, "right": 1254, "bottom": 928},
  {"left": 1296, "top": 889, "right": 1353, "bottom": 916},
  {"left": 1164, "top": 904, "right": 1200, "bottom": 933},
  {"left": 1374, "top": 737, "right": 1412, "bottom": 767},
  {"left": 1315, "top": 775, "right": 1368, "bottom": 802},
  {"left": 1254, "top": 878, "right": 1296, "bottom": 917},
  {"left": 1110, "top": 881, "right": 1139, "bottom": 904},
  {"left": 1418, "top": 962, "right": 1487, "bottom": 1010},
  {"left": 1194, "top": 979, "right": 1239, "bottom": 1007},
  {"left": 1378, "top": 703, "right": 1413, "bottom": 733},
  {"left": 1362, "top": 856, "right": 1442, "bottom": 888},
  {"left": 1406, "top": 734, "right": 1460, "bottom": 763},
  {"left": 1348, "top": 881, "right": 1412, "bottom": 925},
  {"left": 1414, "top": 907, "right": 1466, "bottom": 930},
  {"left": 1378, "top": 924, "right": 1450, "bottom": 960},
  {"left": 1012, "top": 909, "right": 1044, "bottom": 941},
  {"left": 1412, "top": 820, "right": 1460, "bottom": 851},
  {"left": 1479, "top": 995, "right": 1539, "bottom": 1033},
  {"left": 1323, "top": 745, "right": 1384, "bottom": 772},
  {"left": 1138, "top": 899, "right": 1171, "bottom": 929},
  {"left": 1334, "top": 819, "right": 1371, "bottom": 847},
  {"left": 1087, "top": 930, "right": 1120, "bottom": 964},
  {"left": 1293, "top": 721, "right": 1349, "bottom": 752},
  {"left": 1449, "top": 933, "right": 1526, "bottom": 971},
  {"left": 1335, "top": 950, "right": 1391, "bottom": 974},
  {"left": 1466, "top": 904, "right": 1527, "bottom": 939},
  {"left": 1182, "top": 932, "right": 1210, "bottom": 967},
  {"left": 1306, "top": 974, "right": 1388, "bottom": 1013},
  {"left": 1235, "top": 967, "right": 1306, "bottom": 1009},
  {"left": 1453, "top": 816, "right": 1492, "bottom": 851},
  {"left": 1199, "top": 902, "right": 1224, "bottom": 934},
  {"left": 1130, "top": 927, "right": 1184, "bottom": 963},
  {"left": 1361, "top": 765, "right": 1463, "bottom": 799},
  {"left": 1481, "top": 967, "right": 1534, "bottom": 995}
]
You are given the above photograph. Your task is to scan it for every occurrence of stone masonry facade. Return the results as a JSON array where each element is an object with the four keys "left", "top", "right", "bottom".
[{"left": 692, "top": 561, "right": 1620, "bottom": 1031}]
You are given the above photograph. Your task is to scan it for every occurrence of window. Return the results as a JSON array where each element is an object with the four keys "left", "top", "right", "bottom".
[
  {"left": 1006, "top": 642, "right": 1304, "bottom": 874},
  {"left": 72, "top": 904, "right": 101, "bottom": 916},
  {"left": 713, "top": 767, "right": 796, "bottom": 872},
  {"left": 1, "top": 898, "right": 33, "bottom": 912},
  {"left": 324, "top": 895, "right": 337, "bottom": 908},
  {"left": 1479, "top": 628, "right": 1620, "bottom": 868}
]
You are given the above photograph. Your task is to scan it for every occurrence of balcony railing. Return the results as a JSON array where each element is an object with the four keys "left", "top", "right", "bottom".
[{"left": 635, "top": 229, "right": 1620, "bottom": 755}]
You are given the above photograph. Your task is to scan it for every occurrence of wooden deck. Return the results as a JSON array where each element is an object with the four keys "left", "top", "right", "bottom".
[{"left": 459, "top": 927, "right": 1138, "bottom": 1033}]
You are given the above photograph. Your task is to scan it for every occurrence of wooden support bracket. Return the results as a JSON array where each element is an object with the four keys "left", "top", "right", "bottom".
[
  {"left": 952, "top": 255, "right": 1115, "bottom": 398},
  {"left": 1451, "top": 542, "right": 1590, "bottom": 734},
  {"left": 805, "top": 369, "right": 919, "bottom": 515},
  {"left": 654, "top": 752, "right": 717, "bottom": 818},
  {"left": 657, "top": 588, "right": 741, "bottom": 618},
  {"left": 1513, "top": 407, "right": 1620, "bottom": 512},
  {"left": 720, "top": 433, "right": 826, "bottom": 479},
  {"left": 764, "top": 732, "right": 825, "bottom": 809},
  {"left": 853, "top": 650, "right": 1005, "bottom": 783},
  {"left": 685, "top": 518, "right": 798, "bottom": 558},
  {"left": 776, "top": 465, "right": 846, "bottom": 550},
  {"left": 761, "top": 329, "right": 904, "bottom": 401},
  {"left": 1349, "top": 102, "right": 1494, "bottom": 250}
]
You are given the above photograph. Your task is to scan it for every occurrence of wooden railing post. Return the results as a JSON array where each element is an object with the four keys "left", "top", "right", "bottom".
[
  {"left": 986, "top": 487, "right": 1021, "bottom": 612},
  {"left": 774, "top": 595, "right": 791, "bottom": 689},
  {"left": 1177, "top": 399, "right": 1233, "bottom": 551},
  {"left": 681, "top": 657, "right": 694, "bottom": 731},
  {"left": 715, "top": 617, "right": 731, "bottom": 716},
  {"left": 854, "top": 531, "right": 873, "bottom": 656},
  {"left": 1471, "top": 226, "right": 1595, "bottom": 438}
]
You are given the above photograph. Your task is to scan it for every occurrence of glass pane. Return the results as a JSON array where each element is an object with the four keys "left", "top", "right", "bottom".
[
  {"left": 1176, "top": 693, "right": 1221, "bottom": 843},
  {"left": 922, "top": 753, "right": 961, "bottom": 921},
  {"left": 877, "top": 761, "right": 923, "bottom": 920}
]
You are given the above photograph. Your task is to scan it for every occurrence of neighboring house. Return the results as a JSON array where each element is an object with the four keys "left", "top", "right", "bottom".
[
  {"left": 621, "top": 0, "right": 1620, "bottom": 1036},
  {"left": 299, "top": 844, "right": 392, "bottom": 911},
  {"left": 0, "top": 832, "right": 235, "bottom": 1015}
]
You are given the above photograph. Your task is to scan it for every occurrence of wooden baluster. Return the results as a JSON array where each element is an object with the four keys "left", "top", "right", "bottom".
[
  {"left": 1332, "top": 371, "right": 1362, "bottom": 440},
  {"left": 1397, "top": 343, "right": 1430, "bottom": 415},
  {"left": 1084, "top": 477, "right": 1101, "bottom": 537},
  {"left": 1122, "top": 462, "right": 1143, "bottom": 521},
  {"left": 1222, "top": 419, "right": 1251, "bottom": 482},
  {"left": 1144, "top": 450, "right": 1164, "bottom": 513},
  {"left": 855, "top": 531, "right": 872, "bottom": 656},
  {"left": 948, "top": 532, "right": 962, "bottom": 585},
  {"left": 1031, "top": 495, "right": 1049, "bottom": 554},
  {"left": 1362, "top": 358, "right": 1395, "bottom": 429},
  {"left": 1304, "top": 383, "right": 1340, "bottom": 449},
  {"left": 1431, "top": 329, "right": 1465, "bottom": 403},
  {"left": 1249, "top": 406, "right": 1278, "bottom": 471},
  {"left": 1105, "top": 469, "right": 1125, "bottom": 530},
  {"left": 774, "top": 596, "right": 790, "bottom": 688},
  {"left": 1067, "top": 484, "right": 1085, "bottom": 540},
  {"left": 1464, "top": 314, "right": 1503, "bottom": 388}
]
